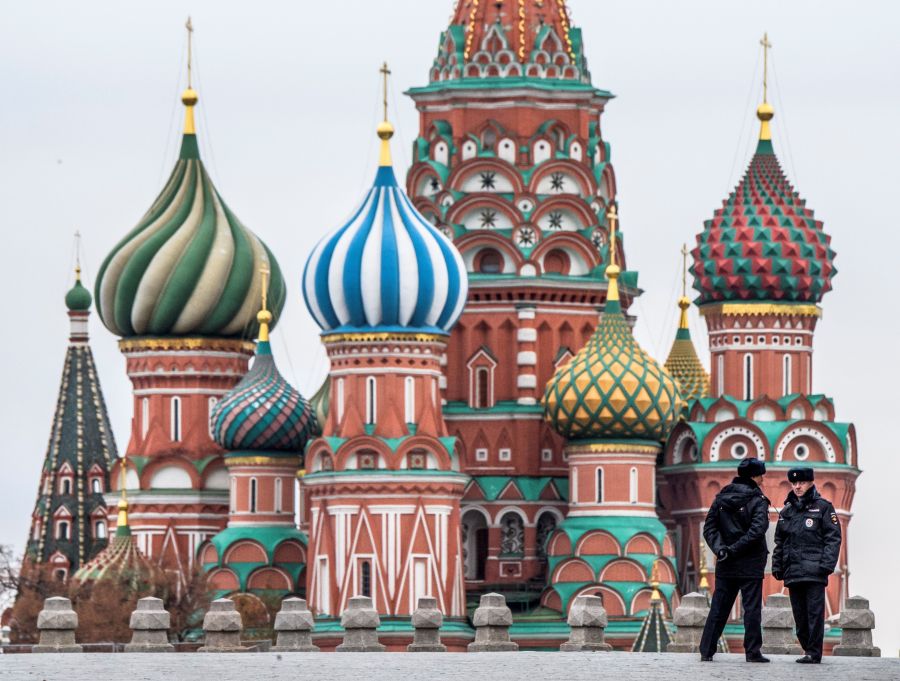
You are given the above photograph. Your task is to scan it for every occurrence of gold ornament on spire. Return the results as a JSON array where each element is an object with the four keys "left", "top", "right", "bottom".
[
  {"left": 116, "top": 459, "right": 129, "bottom": 529},
  {"left": 377, "top": 62, "right": 395, "bottom": 166},
  {"left": 757, "top": 32, "right": 774, "bottom": 141},
  {"left": 678, "top": 243, "right": 690, "bottom": 330},
  {"left": 257, "top": 264, "right": 272, "bottom": 342},
  {"left": 182, "top": 17, "right": 198, "bottom": 135},
  {"left": 605, "top": 204, "right": 620, "bottom": 302},
  {"left": 699, "top": 538, "right": 710, "bottom": 592},
  {"left": 74, "top": 230, "right": 83, "bottom": 282},
  {"left": 650, "top": 558, "right": 662, "bottom": 602}
]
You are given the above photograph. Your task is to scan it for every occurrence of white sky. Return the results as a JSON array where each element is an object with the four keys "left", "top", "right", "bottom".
[{"left": 1, "top": 0, "right": 897, "bottom": 652}]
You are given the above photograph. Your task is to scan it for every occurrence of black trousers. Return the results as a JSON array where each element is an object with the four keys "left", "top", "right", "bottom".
[
  {"left": 789, "top": 581, "right": 827, "bottom": 661},
  {"left": 699, "top": 575, "right": 763, "bottom": 658}
]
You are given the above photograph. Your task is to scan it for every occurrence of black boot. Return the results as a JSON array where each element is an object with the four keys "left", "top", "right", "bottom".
[
  {"left": 796, "top": 655, "right": 820, "bottom": 664},
  {"left": 746, "top": 654, "right": 770, "bottom": 663},
  {"left": 700, "top": 655, "right": 714, "bottom": 662}
]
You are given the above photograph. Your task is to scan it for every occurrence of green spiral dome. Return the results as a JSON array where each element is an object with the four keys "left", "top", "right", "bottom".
[{"left": 95, "top": 119, "right": 285, "bottom": 338}]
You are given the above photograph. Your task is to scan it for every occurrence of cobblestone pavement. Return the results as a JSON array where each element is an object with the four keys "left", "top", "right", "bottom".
[{"left": 0, "top": 652, "right": 896, "bottom": 681}]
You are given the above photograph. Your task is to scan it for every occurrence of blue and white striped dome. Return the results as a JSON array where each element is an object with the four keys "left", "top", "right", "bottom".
[{"left": 302, "top": 143, "right": 467, "bottom": 335}]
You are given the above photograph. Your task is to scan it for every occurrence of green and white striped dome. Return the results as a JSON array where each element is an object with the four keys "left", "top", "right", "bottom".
[{"left": 95, "top": 92, "right": 285, "bottom": 338}]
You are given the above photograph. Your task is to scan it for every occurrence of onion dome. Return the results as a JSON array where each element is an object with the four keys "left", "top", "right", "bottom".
[
  {"left": 65, "top": 267, "right": 92, "bottom": 311},
  {"left": 302, "top": 116, "right": 467, "bottom": 335},
  {"left": 211, "top": 287, "right": 317, "bottom": 453},
  {"left": 664, "top": 249, "right": 709, "bottom": 402},
  {"left": 309, "top": 378, "right": 330, "bottom": 438},
  {"left": 95, "top": 85, "right": 286, "bottom": 338},
  {"left": 73, "top": 490, "right": 160, "bottom": 589},
  {"left": 691, "top": 96, "right": 836, "bottom": 305},
  {"left": 543, "top": 208, "right": 683, "bottom": 440}
]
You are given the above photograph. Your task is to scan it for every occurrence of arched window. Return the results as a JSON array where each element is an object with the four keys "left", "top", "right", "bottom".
[
  {"left": 404, "top": 376, "right": 415, "bottom": 424},
  {"left": 249, "top": 478, "right": 258, "bottom": 514},
  {"left": 716, "top": 355, "right": 724, "bottom": 396},
  {"left": 91, "top": 478, "right": 101, "bottom": 494},
  {"left": 95, "top": 520, "right": 107, "bottom": 539},
  {"left": 477, "top": 249, "right": 503, "bottom": 274},
  {"left": 596, "top": 468, "right": 604, "bottom": 503},
  {"left": 60, "top": 478, "right": 72, "bottom": 496},
  {"left": 57, "top": 521, "right": 70, "bottom": 540},
  {"left": 365, "top": 377, "right": 377, "bottom": 425},
  {"left": 629, "top": 467, "right": 638, "bottom": 504},
  {"left": 274, "top": 478, "right": 283, "bottom": 513},
  {"left": 141, "top": 397, "right": 150, "bottom": 439},
  {"left": 783, "top": 355, "right": 792, "bottom": 395},
  {"left": 360, "top": 560, "right": 372, "bottom": 597},
  {"left": 171, "top": 396, "right": 182, "bottom": 442},
  {"left": 743, "top": 354, "right": 753, "bottom": 401},
  {"left": 337, "top": 378, "right": 345, "bottom": 424},
  {"left": 475, "top": 368, "right": 490, "bottom": 409}
]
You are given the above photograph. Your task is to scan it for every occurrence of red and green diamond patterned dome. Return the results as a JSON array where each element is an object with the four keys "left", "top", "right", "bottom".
[{"left": 691, "top": 107, "right": 836, "bottom": 305}]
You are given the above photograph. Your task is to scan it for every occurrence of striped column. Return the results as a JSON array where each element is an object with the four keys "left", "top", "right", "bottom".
[{"left": 516, "top": 305, "right": 538, "bottom": 405}]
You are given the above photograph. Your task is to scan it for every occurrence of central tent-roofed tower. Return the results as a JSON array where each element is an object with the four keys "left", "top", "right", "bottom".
[{"left": 406, "top": 0, "right": 634, "bottom": 590}]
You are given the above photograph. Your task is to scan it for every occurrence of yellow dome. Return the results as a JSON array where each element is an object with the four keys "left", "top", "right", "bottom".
[{"left": 543, "top": 300, "right": 684, "bottom": 441}]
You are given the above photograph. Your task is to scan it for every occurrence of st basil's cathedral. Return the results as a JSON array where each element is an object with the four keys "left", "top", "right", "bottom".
[{"left": 24, "top": 1, "right": 857, "bottom": 651}]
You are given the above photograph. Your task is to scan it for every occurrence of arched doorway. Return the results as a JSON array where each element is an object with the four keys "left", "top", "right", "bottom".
[{"left": 461, "top": 510, "right": 488, "bottom": 581}]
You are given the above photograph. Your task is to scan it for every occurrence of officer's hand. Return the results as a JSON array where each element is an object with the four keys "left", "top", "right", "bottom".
[
  {"left": 717, "top": 548, "right": 729, "bottom": 561},
  {"left": 773, "top": 571, "right": 783, "bottom": 581}
]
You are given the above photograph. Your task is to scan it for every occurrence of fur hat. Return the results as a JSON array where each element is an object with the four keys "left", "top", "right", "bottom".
[
  {"left": 788, "top": 467, "right": 815, "bottom": 482},
  {"left": 737, "top": 457, "right": 766, "bottom": 478}
]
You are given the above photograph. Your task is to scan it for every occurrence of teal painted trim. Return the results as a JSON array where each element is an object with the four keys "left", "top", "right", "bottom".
[
  {"left": 407, "top": 79, "right": 613, "bottom": 98},
  {"left": 312, "top": 617, "right": 474, "bottom": 636},
  {"left": 192, "top": 455, "right": 219, "bottom": 474},
  {"left": 130, "top": 456, "right": 150, "bottom": 475},
  {"left": 179, "top": 134, "right": 200, "bottom": 160},
  {"left": 570, "top": 438, "right": 661, "bottom": 448},
  {"left": 303, "top": 469, "right": 468, "bottom": 480},
  {"left": 756, "top": 139, "right": 775, "bottom": 155},
  {"left": 323, "top": 435, "right": 347, "bottom": 451},
  {"left": 444, "top": 400, "right": 543, "bottom": 416}
]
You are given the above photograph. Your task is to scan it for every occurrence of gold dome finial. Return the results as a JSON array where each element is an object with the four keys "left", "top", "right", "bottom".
[
  {"left": 678, "top": 243, "right": 691, "bottom": 329},
  {"left": 378, "top": 62, "right": 395, "bottom": 166},
  {"left": 605, "top": 204, "right": 621, "bottom": 302},
  {"left": 116, "top": 459, "right": 129, "bottom": 529},
  {"left": 181, "top": 17, "right": 198, "bottom": 134},
  {"left": 257, "top": 264, "right": 272, "bottom": 342},
  {"left": 74, "top": 230, "right": 83, "bottom": 282},
  {"left": 757, "top": 33, "right": 775, "bottom": 141}
]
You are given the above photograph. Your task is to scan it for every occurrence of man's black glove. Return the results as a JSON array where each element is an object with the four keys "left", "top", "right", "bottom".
[
  {"left": 773, "top": 571, "right": 783, "bottom": 581},
  {"left": 717, "top": 548, "right": 730, "bottom": 561}
]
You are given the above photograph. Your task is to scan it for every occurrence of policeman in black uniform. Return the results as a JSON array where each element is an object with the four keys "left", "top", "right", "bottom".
[
  {"left": 772, "top": 467, "right": 841, "bottom": 664},
  {"left": 698, "top": 457, "right": 771, "bottom": 663}
]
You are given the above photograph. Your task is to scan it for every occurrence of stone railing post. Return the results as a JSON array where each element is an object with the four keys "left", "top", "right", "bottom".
[
  {"left": 468, "top": 593, "right": 518, "bottom": 652},
  {"left": 336, "top": 596, "right": 385, "bottom": 652},
  {"left": 33, "top": 596, "right": 81, "bottom": 653},
  {"left": 125, "top": 597, "right": 173, "bottom": 652},
  {"left": 199, "top": 598, "right": 244, "bottom": 652},
  {"left": 833, "top": 596, "right": 881, "bottom": 657},
  {"left": 560, "top": 595, "right": 611, "bottom": 652},
  {"left": 760, "top": 593, "right": 803, "bottom": 655},
  {"left": 408, "top": 597, "right": 446, "bottom": 652},
  {"left": 272, "top": 598, "right": 319, "bottom": 652},
  {"left": 666, "top": 592, "right": 708, "bottom": 653}
]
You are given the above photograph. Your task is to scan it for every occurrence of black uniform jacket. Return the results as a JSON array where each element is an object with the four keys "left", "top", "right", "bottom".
[
  {"left": 703, "top": 477, "right": 770, "bottom": 579},
  {"left": 772, "top": 485, "right": 841, "bottom": 585}
]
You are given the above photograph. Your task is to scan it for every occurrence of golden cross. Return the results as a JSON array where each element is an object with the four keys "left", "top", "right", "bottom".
[
  {"left": 119, "top": 458, "right": 128, "bottom": 502},
  {"left": 606, "top": 204, "right": 618, "bottom": 268},
  {"left": 186, "top": 16, "right": 194, "bottom": 88},
  {"left": 74, "top": 230, "right": 82, "bottom": 278},
  {"left": 379, "top": 61, "right": 391, "bottom": 122},
  {"left": 260, "top": 263, "right": 270, "bottom": 313},
  {"left": 760, "top": 32, "right": 772, "bottom": 103},
  {"left": 681, "top": 243, "right": 688, "bottom": 298}
]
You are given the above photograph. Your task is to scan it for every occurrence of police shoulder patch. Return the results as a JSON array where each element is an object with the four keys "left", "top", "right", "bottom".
[{"left": 830, "top": 513, "right": 838, "bottom": 525}]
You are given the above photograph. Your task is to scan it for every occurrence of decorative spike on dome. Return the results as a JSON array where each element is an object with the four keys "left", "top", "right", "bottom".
[
  {"left": 302, "top": 64, "right": 468, "bottom": 336},
  {"left": 211, "top": 267, "right": 317, "bottom": 453},
  {"left": 691, "top": 35, "right": 836, "bottom": 306},
  {"left": 66, "top": 232, "right": 92, "bottom": 312},
  {"left": 543, "top": 208, "right": 684, "bottom": 441},
  {"left": 94, "top": 20, "right": 286, "bottom": 339},
  {"left": 664, "top": 245, "right": 709, "bottom": 401}
]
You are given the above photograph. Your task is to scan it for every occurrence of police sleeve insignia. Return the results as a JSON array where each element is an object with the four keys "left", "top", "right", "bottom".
[{"left": 830, "top": 513, "right": 838, "bottom": 525}]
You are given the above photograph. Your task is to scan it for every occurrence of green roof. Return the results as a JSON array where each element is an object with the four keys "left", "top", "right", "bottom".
[{"left": 468, "top": 476, "right": 569, "bottom": 502}]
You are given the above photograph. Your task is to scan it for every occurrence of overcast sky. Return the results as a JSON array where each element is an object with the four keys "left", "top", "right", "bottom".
[{"left": 1, "top": 0, "right": 897, "bottom": 651}]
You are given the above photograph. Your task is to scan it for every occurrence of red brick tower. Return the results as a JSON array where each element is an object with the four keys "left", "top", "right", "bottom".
[
  {"left": 660, "top": 37, "right": 857, "bottom": 633},
  {"left": 94, "top": 41, "right": 286, "bottom": 583},
  {"left": 406, "top": 0, "right": 635, "bottom": 594}
]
